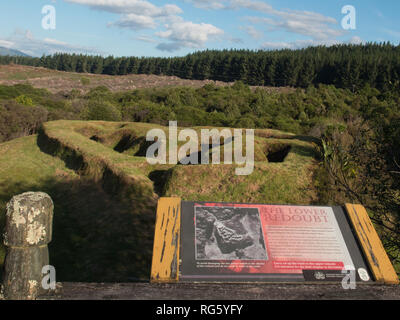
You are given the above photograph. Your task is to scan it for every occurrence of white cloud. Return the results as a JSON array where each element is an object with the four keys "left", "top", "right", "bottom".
[
  {"left": 188, "top": 0, "right": 273, "bottom": 12},
  {"left": 0, "top": 29, "right": 101, "bottom": 56},
  {"left": 189, "top": 0, "right": 347, "bottom": 47},
  {"left": 186, "top": 0, "right": 229, "bottom": 9},
  {"left": 156, "top": 20, "right": 223, "bottom": 51},
  {"left": 156, "top": 42, "right": 183, "bottom": 52},
  {"left": 65, "top": 0, "right": 182, "bottom": 16},
  {"left": 229, "top": 0, "right": 274, "bottom": 13},
  {"left": 134, "top": 35, "right": 157, "bottom": 43},
  {"left": 110, "top": 13, "right": 157, "bottom": 30},
  {"left": 65, "top": 0, "right": 183, "bottom": 32},
  {"left": 43, "top": 38, "right": 69, "bottom": 46},
  {"left": 242, "top": 26, "right": 262, "bottom": 39},
  {"left": 63, "top": 0, "right": 352, "bottom": 53},
  {"left": 0, "top": 40, "right": 14, "bottom": 48},
  {"left": 247, "top": 9, "right": 344, "bottom": 41},
  {"left": 64, "top": 0, "right": 223, "bottom": 51}
]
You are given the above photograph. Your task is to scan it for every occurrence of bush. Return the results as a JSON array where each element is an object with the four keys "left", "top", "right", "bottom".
[
  {"left": 0, "top": 84, "right": 49, "bottom": 101},
  {"left": 121, "top": 104, "right": 173, "bottom": 125},
  {"left": 175, "top": 106, "right": 208, "bottom": 126},
  {"left": 66, "top": 89, "right": 82, "bottom": 100},
  {"left": 234, "top": 116, "right": 256, "bottom": 129},
  {"left": 15, "top": 95, "right": 34, "bottom": 106},
  {"left": 0, "top": 101, "right": 48, "bottom": 142},
  {"left": 47, "top": 108, "right": 79, "bottom": 121},
  {"left": 84, "top": 100, "right": 122, "bottom": 121},
  {"left": 85, "top": 86, "right": 113, "bottom": 101},
  {"left": 232, "top": 80, "right": 250, "bottom": 92}
]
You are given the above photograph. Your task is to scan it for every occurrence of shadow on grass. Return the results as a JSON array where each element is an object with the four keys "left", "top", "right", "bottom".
[
  {"left": 290, "top": 144, "right": 319, "bottom": 159},
  {"left": 0, "top": 177, "right": 157, "bottom": 283},
  {"left": 292, "top": 135, "right": 321, "bottom": 145}
]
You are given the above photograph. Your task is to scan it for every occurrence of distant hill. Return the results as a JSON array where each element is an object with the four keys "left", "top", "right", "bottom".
[{"left": 0, "top": 46, "right": 29, "bottom": 57}]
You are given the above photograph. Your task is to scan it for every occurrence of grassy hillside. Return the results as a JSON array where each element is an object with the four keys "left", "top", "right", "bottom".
[
  {"left": 0, "top": 120, "right": 319, "bottom": 282},
  {"left": 0, "top": 64, "right": 237, "bottom": 94}
]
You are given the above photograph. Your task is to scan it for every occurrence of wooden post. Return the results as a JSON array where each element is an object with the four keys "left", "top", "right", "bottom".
[
  {"left": 345, "top": 203, "right": 399, "bottom": 284},
  {"left": 2, "top": 192, "right": 54, "bottom": 300},
  {"left": 151, "top": 197, "right": 181, "bottom": 283}
]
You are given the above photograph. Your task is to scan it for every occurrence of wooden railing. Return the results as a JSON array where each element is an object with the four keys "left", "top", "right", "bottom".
[{"left": 2, "top": 193, "right": 400, "bottom": 300}]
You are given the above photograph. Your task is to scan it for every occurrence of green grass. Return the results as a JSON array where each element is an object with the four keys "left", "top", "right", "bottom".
[
  {"left": 0, "top": 126, "right": 158, "bottom": 282},
  {"left": 163, "top": 140, "right": 318, "bottom": 204},
  {"left": 0, "top": 135, "right": 78, "bottom": 280},
  {"left": 0, "top": 120, "right": 320, "bottom": 282}
]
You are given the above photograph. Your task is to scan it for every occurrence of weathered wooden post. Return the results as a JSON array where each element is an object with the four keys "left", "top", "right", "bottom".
[{"left": 2, "top": 192, "right": 54, "bottom": 300}]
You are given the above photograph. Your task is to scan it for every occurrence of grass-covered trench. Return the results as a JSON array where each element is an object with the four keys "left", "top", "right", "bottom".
[{"left": 0, "top": 120, "right": 320, "bottom": 282}]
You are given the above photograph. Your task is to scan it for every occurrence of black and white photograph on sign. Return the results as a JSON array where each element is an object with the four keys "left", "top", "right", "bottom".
[{"left": 195, "top": 206, "right": 268, "bottom": 261}]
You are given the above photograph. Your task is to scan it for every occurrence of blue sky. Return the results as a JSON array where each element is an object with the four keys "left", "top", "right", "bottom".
[{"left": 0, "top": 0, "right": 399, "bottom": 57}]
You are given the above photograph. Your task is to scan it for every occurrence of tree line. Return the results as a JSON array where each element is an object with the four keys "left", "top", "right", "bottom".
[{"left": 1, "top": 43, "right": 400, "bottom": 91}]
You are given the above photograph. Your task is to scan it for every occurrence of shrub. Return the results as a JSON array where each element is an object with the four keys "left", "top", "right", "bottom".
[
  {"left": 234, "top": 116, "right": 256, "bottom": 129},
  {"left": 85, "top": 86, "right": 114, "bottom": 102},
  {"left": 175, "top": 106, "right": 208, "bottom": 126},
  {"left": 0, "top": 84, "right": 49, "bottom": 101},
  {"left": 66, "top": 89, "right": 82, "bottom": 99},
  {"left": 0, "top": 101, "right": 48, "bottom": 142},
  {"left": 232, "top": 80, "right": 250, "bottom": 92},
  {"left": 15, "top": 95, "right": 34, "bottom": 106},
  {"left": 84, "top": 100, "right": 122, "bottom": 121}
]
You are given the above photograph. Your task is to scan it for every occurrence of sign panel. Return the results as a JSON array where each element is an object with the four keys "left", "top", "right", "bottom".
[{"left": 180, "top": 202, "right": 372, "bottom": 283}]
